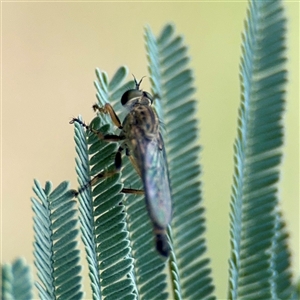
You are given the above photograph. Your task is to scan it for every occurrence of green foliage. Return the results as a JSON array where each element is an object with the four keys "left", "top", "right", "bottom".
[
  {"left": 74, "top": 70, "right": 137, "bottom": 300},
  {"left": 1, "top": 258, "right": 33, "bottom": 300},
  {"left": 71, "top": 23, "right": 215, "bottom": 299},
  {"left": 11, "top": 0, "right": 294, "bottom": 299},
  {"left": 272, "top": 214, "right": 297, "bottom": 299},
  {"left": 145, "top": 24, "right": 214, "bottom": 300},
  {"left": 228, "top": 1, "right": 296, "bottom": 299},
  {"left": 31, "top": 180, "right": 82, "bottom": 299}
]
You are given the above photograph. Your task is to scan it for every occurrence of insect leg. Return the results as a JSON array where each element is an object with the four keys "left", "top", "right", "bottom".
[
  {"left": 70, "top": 119, "right": 143, "bottom": 195},
  {"left": 120, "top": 150, "right": 143, "bottom": 194},
  {"left": 121, "top": 188, "right": 144, "bottom": 195},
  {"left": 73, "top": 146, "right": 124, "bottom": 197},
  {"left": 70, "top": 117, "right": 123, "bottom": 142},
  {"left": 93, "top": 103, "right": 122, "bottom": 129}
]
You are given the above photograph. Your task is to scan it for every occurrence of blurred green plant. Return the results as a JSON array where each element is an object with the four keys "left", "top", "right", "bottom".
[
  {"left": 1, "top": 258, "right": 33, "bottom": 300},
  {"left": 2, "top": 1, "right": 298, "bottom": 299}
]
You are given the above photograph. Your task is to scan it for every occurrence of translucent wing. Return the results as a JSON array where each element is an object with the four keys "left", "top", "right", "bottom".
[
  {"left": 138, "top": 133, "right": 172, "bottom": 230},
  {"left": 122, "top": 99, "right": 172, "bottom": 256}
]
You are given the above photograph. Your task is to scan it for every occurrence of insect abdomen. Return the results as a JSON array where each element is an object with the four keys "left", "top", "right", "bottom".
[{"left": 155, "top": 229, "right": 171, "bottom": 257}]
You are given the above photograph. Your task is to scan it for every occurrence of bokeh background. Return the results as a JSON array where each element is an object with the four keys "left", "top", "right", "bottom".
[{"left": 2, "top": 1, "right": 299, "bottom": 299}]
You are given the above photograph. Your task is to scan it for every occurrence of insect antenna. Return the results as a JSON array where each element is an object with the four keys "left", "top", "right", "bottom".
[{"left": 132, "top": 74, "right": 146, "bottom": 90}]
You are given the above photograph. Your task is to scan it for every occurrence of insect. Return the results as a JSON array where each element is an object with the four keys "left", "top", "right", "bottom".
[{"left": 70, "top": 76, "right": 172, "bottom": 257}]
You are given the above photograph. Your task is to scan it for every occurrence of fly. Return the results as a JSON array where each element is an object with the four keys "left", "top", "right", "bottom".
[{"left": 70, "top": 76, "right": 172, "bottom": 257}]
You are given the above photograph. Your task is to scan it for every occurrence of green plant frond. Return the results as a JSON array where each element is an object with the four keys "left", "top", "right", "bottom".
[
  {"left": 101, "top": 67, "right": 169, "bottom": 299},
  {"left": 228, "top": 1, "right": 294, "bottom": 299},
  {"left": 117, "top": 155, "right": 170, "bottom": 297},
  {"left": 1, "top": 258, "right": 33, "bottom": 300},
  {"left": 74, "top": 68, "right": 139, "bottom": 299},
  {"left": 145, "top": 24, "right": 215, "bottom": 300},
  {"left": 95, "top": 67, "right": 170, "bottom": 298},
  {"left": 271, "top": 211, "right": 296, "bottom": 299},
  {"left": 94, "top": 67, "right": 135, "bottom": 123},
  {"left": 31, "top": 180, "right": 82, "bottom": 299}
]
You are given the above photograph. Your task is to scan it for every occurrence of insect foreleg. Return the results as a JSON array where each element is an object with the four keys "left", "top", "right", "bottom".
[
  {"left": 70, "top": 118, "right": 123, "bottom": 142},
  {"left": 70, "top": 118, "right": 143, "bottom": 196},
  {"left": 93, "top": 103, "right": 122, "bottom": 129}
]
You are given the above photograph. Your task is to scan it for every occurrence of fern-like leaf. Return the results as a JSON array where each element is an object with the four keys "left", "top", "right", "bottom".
[
  {"left": 271, "top": 212, "right": 296, "bottom": 299},
  {"left": 31, "top": 180, "right": 82, "bottom": 299},
  {"left": 96, "top": 67, "right": 170, "bottom": 299},
  {"left": 74, "top": 67, "right": 137, "bottom": 299},
  {"left": 228, "top": 1, "right": 295, "bottom": 299},
  {"left": 145, "top": 24, "right": 215, "bottom": 300},
  {"left": 1, "top": 258, "right": 33, "bottom": 300}
]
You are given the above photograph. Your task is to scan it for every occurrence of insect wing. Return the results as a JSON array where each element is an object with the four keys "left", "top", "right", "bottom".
[{"left": 139, "top": 136, "right": 172, "bottom": 230}]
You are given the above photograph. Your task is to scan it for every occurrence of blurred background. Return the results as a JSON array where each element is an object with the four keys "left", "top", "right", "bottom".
[{"left": 2, "top": 1, "right": 299, "bottom": 299}]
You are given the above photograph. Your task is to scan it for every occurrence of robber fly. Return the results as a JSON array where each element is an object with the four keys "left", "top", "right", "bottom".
[{"left": 70, "top": 76, "right": 172, "bottom": 257}]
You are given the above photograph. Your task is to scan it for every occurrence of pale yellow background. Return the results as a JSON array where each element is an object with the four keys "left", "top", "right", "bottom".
[{"left": 2, "top": 1, "right": 299, "bottom": 299}]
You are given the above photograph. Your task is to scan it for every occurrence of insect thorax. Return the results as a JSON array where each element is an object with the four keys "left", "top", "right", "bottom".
[{"left": 122, "top": 104, "right": 159, "bottom": 140}]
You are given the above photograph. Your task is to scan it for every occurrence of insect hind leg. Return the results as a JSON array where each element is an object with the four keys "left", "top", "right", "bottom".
[
  {"left": 121, "top": 188, "right": 144, "bottom": 195},
  {"left": 73, "top": 170, "right": 119, "bottom": 197},
  {"left": 73, "top": 172, "right": 144, "bottom": 197},
  {"left": 70, "top": 119, "right": 144, "bottom": 197},
  {"left": 73, "top": 145, "right": 124, "bottom": 197}
]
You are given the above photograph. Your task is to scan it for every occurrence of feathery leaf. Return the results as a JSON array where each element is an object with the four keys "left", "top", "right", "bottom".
[
  {"left": 31, "top": 180, "right": 82, "bottom": 299},
  {"left": 145, "top": 23, "right": 215, "bottom": 300},
  {"left": 1, "top": 258, "right": 33, "bottom": 300},
  {"left": 74, "top": 67, "right": 137, "bottom": 299},
  {"left": 228, "top": 1, "right": 295, "bottom": 299},
  {"left": 95, "top": 67, "right": 169, "bottom": 299}
]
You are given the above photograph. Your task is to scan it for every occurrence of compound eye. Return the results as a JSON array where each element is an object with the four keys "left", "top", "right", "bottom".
[
  {"left": 121, "top": 90, "right": 143, "bottom": 106},
  {"left": 143, "top": 91, "right": 153, "bottom": 103}
]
